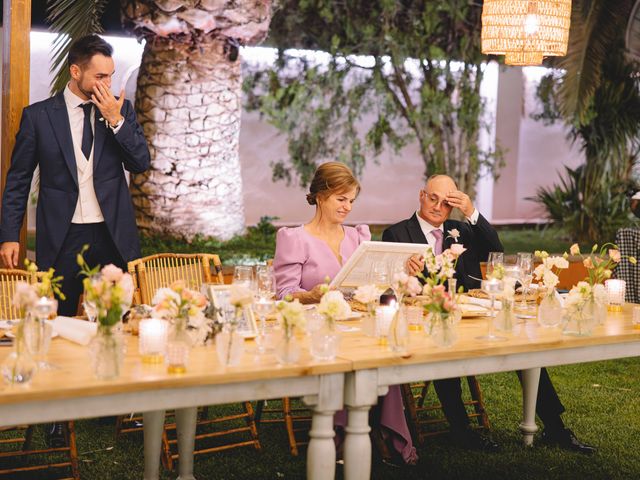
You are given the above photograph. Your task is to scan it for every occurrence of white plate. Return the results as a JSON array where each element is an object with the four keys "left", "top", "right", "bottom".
[
  {"left": 1, "top": 320, "right": 58, "bottom": 338},
  {"left": 459, "top": 304, "right": 491, "bottom": 318},
  {"left": 337, "top": 311, "right": 363, "bottom": 321}
]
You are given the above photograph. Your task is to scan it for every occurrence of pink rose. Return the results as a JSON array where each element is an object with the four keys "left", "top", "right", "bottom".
[{"left": 449, "top": 244, "right": 467, "bottom": 257}]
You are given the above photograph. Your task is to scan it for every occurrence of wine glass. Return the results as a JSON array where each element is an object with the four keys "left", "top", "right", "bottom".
[
  {"left": 369, "top": 260, "right": 391, "bottom": 291},
  {"left": 516, "top": 252, "right": 536, "bottom": 319},
  {"left": 256, "top": 266, "right": 276, "bottom": 300},
  {"left": 475, "top": 278, "right": 507, "bottom": 341},
  {"left": 486, "top": 252, "right": 504, "bottom": 279},
  {"left": 253, "top": 298, "right": 275, "bottom": 355},
  {"left": 233, "top": 265, "right": 254, "bottom": 290}
]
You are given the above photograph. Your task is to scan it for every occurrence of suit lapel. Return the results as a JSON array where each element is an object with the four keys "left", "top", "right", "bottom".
[
  {"left": 407, "top": 213, "right": 429, "bottom": 244},
  {"left": 46, "top": 92, "right": 78, "bottom": 187},
  {"left": 93, "top": 108, "right": 106, "bottom": 171}
]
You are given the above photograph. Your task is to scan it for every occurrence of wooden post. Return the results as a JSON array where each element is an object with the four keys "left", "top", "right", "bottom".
[{"left": 1, "top": 0, "right": 31, "bottom": 266}]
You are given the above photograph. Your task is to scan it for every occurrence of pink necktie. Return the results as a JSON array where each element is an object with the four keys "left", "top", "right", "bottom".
[{"left": 432, "top": 229, "right": 443, "bottom": 255}]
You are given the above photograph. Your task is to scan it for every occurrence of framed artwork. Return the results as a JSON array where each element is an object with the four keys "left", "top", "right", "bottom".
[
  {"left": 202, "top": 284, "right": 258, "bottom": 338},
  {"left": 330, "top": 241, "right": 429, "bottom": 289}
]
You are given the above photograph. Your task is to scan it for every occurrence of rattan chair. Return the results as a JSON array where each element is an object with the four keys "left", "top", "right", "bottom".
[
  {"left": 401, "top": 377, "right": 490, "bottom": 444},
  {"left": 0, "top": 268, "right": 80, "bottom": 480},
  {"left": 120, "top": 253, "right": 260, "bottom": 470}
]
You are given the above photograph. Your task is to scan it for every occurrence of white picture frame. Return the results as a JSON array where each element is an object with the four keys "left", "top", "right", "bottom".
[
  {"left": 202, "top": 284, "right": 258, "bottom": 338},
  {"left": 330, "top": 241, "right": 429, "bottom": 289}
]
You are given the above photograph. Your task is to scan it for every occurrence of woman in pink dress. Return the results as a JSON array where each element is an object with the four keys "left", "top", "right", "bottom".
[{"left": 273, "top": 162, "right": 417, "bottom": 466}]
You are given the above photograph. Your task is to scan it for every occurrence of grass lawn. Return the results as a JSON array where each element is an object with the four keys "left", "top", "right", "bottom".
[{"left": 2, "top": 357, "right": 639, "bottom": 479}]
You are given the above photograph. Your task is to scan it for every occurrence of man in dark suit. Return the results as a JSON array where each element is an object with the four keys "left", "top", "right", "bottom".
[
  {"left": 0, "top": 35, "right": 150, "bottom": 316},
  {"left": 383, "top": 174, "right": 596, "bottom": 454}
]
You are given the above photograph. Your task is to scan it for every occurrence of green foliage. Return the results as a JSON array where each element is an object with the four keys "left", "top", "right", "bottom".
[
  {"left": 245, "top": 0, "right": 503, "bottom": 195},
  {"left": 532, "top": 1, "right": 640, "bottom": 244},
  {"left": 46, "top": 0, "right": 110, "bottom": 95},
  {"left": 532, "top": 165, "right": 636, "bottom": 244},
  {"left": 139, "top": 216, "right": 280, "bottom": 265}
]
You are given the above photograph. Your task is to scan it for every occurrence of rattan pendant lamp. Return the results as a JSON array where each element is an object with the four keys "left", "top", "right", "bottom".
[{"left": 481, "top": 1, "right": 572, "bottom": 66}]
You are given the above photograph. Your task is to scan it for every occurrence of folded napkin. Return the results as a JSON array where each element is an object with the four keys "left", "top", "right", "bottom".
[
  {"left": 53, "top": 316, "right": 97, "bottom": 346},
  {"left": 459, "top": 295, "right": 502, "bottom": 310}
]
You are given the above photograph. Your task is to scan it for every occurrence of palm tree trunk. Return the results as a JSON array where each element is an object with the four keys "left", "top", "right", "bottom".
[{"left": 130, "top": 37, "right": 245, "bottom": 240}]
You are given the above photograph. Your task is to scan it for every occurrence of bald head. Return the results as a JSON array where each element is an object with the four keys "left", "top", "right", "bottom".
[{"left": 418, "top": 175, "right": 457, "bottom": 227}]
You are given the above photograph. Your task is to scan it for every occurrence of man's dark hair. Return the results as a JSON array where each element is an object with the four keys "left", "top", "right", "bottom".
[{"left": 68, "top": 35, "right": 113, "bottom": 69}]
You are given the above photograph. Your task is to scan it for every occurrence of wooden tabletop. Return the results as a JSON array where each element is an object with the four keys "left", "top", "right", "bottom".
[
  {"left": 336, "top": 304, "right": 640, "bottom": 370},
  {"left": 0, "top": 334, "right": 351, "bottom": 406}
]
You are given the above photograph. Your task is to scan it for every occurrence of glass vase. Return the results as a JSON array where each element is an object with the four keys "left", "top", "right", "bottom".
[
  {"left": 426, "top": 312, "right": 458, "bottom": 347},
  {"left": 89, "top": 325, "right": 124, "bottom": 380},
  {"left": 361, "top": 303, "right": 377, "bottom": 337},
  {"left": 1, "top": 319, "right": 36, "bottom": 385},
  {"left": 166, "top": 318, "right": 192, "bottom": 374},
  {"left": 388, "top": 307, "right": 409, "bottom": 353},
  {"left": 563, "top": 297, "right": 599, "bottom": 337},
  {"left": 275, "top": 326, "right": 300, "bottom": 365},
  {"left": 494, "top": 297, "right": 515, "bottom": 333},
  {"left": 310, "top": 322, "right": 340, "bottom": 361},
  {"left": 215, "top": 327, "right": 245, "bottom": 366},
  {"left": 537, "top": 290, "right": 563, "bottom": 327}
]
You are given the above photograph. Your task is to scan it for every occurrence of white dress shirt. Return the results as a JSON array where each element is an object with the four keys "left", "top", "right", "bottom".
[
  {"left": 415, "top": 208, "right": 480, "bottom": 249},
  {"left": 64, "top": 86, "right": 106, "bottom": 223}
]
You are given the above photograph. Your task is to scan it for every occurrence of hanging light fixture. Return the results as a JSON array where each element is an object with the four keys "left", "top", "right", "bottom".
[{"left": 481, "top": 0, "right": 572, "bottom": 66}]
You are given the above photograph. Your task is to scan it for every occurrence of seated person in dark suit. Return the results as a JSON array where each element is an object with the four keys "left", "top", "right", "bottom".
[{"left": 382, "top": 174, "right": 595, "bottom": 454}]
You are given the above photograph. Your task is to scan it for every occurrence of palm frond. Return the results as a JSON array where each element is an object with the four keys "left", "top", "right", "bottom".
[
  {"left": 558, "top": 0, "right": 633, "bottom": 124},
  {"left": 46, "top": 0, "right": 110, "bottom": 95}
]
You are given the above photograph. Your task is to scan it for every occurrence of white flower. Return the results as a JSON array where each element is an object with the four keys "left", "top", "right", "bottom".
[
  {"left": 449, "top": 243, "right": 466, "bottom": 257},
  {"left": 277, "top": 299, "right": 306, "bottom": 330},
  {"left": 447, "top": 228, "right": 461, "bottom": 241},
  {"left": 317, "top": 290, "right": 352, "bottom": 321},
  {"left": 392, "top": 273, "right": 422, "bottom": 297},
  {"left": 101, "top": 264, "right": 124, "bottom": 283},
  {"left": 354, "top": 284, "right": 382, "bottom": 305},
  {"left": 12, "top": 282, "right": 38, "bottom": 312},
  {"left": 229, "top": 285, "right": 253, "bottom": 307},
  {"left": 119, "top": 273, "right": 134, "bottom": 306}
]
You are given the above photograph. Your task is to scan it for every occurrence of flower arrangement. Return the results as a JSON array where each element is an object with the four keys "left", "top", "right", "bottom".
[
  {"left": 152, "top": 280, "right": 210, "bottom": 345},
  {"left": 533, "top": 250, "right": 569, "bottom": 291},
  {"left": 568, "top": 243, "right": 636, "bottom": 286},
  {"left": 391, "top": 272, "right": 422, "bottom": 302},
  {"left": 418, "top": 245, "right": 466, "bottom": 314},
  {"left": 276, "top": 297, "right": 306, "bottom": 337},
  {"left": 317, "top": 290, "right": 352, "bottom": 328}
]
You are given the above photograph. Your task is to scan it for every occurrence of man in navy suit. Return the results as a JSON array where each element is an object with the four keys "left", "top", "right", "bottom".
[
  {"left": 383, "top": 174, "right": 596, "bottom": 454},
  {"left": 0, "top": 35, "right": 150, "bottom": 316}
]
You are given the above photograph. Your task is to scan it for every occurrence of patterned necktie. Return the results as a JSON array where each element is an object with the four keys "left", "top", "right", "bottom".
[
  {"left": 432, "top": 228, "right": 443, "bottom": 255},
  {"left": 80, "top": 103, "right": 93, "bottom": 160}
]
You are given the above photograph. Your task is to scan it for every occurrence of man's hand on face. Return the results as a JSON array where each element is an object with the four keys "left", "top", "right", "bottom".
[
  {"left": 445, "top": 190, "right": 474, "bottom": 218},
  {"left": 91, "top": 80, "right": 125, "bottom": 126},
  {"left": 0, "top": 242, "right": 20, "bottom": 269}
]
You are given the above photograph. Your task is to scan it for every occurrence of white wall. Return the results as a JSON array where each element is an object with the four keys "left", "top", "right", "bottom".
[{"left": 1, "top": 31, "right": 586, "bottom": 230}]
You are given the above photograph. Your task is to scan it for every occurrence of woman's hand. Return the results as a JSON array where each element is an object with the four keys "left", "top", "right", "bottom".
[
  {"left": 406, "top": 254, "right": 425, "bottom": 276},
  {"left": 292, "top": 283, "right": 329, "bottom": 304}
]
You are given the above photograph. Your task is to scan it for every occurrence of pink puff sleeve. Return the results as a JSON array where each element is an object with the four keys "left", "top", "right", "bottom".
[
  {"left": 273, "top": 227, "right": 307, "bottom": 300},
  {"left": 355, "top": 224, "right": 372, "bottom": 243}
]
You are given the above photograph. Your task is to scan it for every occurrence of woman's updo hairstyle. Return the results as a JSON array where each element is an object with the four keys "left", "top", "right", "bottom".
[{"left": 306, "top": 162, "right": 361, "bottom": 206}]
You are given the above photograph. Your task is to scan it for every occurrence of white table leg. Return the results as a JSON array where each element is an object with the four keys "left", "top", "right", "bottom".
[
  {"left": 519, "top": 367, "right": 541, "bottom": 446},
  {"left": 343, "top": 370, "right": 384, "bottom": 480},
  {"left": 143, "top": 410, "right": 165, "bottom": 480},
  {"left": 304, "top": 373, "right": 344, "bottom": 480},
  {"left": 175, "top": 407, "right": 198, "bottom": 480}
]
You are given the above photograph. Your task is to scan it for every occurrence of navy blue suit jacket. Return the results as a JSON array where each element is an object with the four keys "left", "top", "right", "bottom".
[
  {"left": 382, "top": 213, "right": 504, "bottom": 291},
  {"left": 0, "top": 91, "right": 150, "bottom": 269}
]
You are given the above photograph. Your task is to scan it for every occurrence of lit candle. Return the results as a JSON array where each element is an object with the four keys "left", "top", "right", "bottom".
[
  {"left": 375, "top": 302, "right": 397, "bottom": 340},
  {"left": 605, "top": 279, "right": 626, "bottom": 311},
  {"left": 139, "top": 318, "right": 168, "bottom": 364}
]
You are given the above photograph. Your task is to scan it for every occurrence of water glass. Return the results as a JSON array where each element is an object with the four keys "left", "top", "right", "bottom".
[
  {"left": 256, "top": 266, "right": 276, "bottom": 300},
  {"left": 369, "top": 260, "right": 391, "bottom": 290},
  {"left": 632, "top": 306, "right": 640, "bottom": 326},
  {"left": 233, "top": 265, "right": 254, "bottom": 290},
  {"left": 486, "top": 252, "right": 504, "bottom": 279}
]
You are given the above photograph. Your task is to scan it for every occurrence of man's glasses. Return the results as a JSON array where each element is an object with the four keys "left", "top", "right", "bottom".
[{"left": 422, "top": 191, "right": 450, "bottom": 208}]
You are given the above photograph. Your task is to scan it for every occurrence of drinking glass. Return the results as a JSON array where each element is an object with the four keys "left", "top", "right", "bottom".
[
  {"left": 486, "top": 252, "right": 504, "bottom": 279},
  {"left": 369, "top": 260, "right": 391, "bottom": 291},
  {"left": 475, "top": 278, "right": 507, "bottom": 341},
  {"left": 256, "top": 266, "right": 276, "bottom": 300},
  {"left": 253, "top": 298, "right": 275, "bottom": 354},
  {"left": 516, "top": 252, "right": 536, "bottom": 319},
  {"left": 233, "top": 265, "right": 254, "bottom": 290},
  {"left": 26, "top": 296, "right": 58, "bottom": 369},
  {"left": 83, "top": 299, "right": 98, "bottom": 322}
]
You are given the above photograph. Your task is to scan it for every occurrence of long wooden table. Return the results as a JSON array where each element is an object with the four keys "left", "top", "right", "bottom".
[
  {"left": 337, "top": 305, "right": 640, "bottom": 480},
  {"left": 0, "top": 336, "right": 350, "bottom": 480}
]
